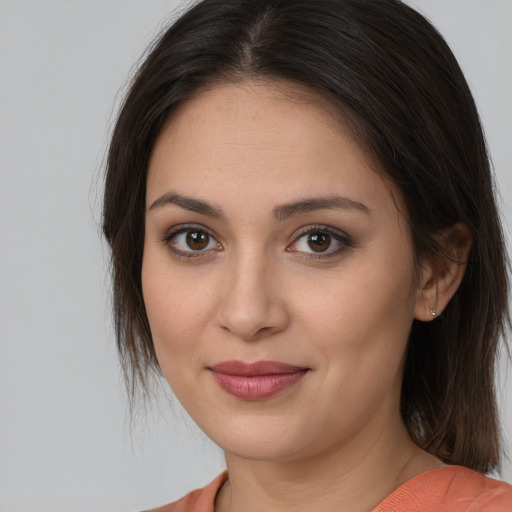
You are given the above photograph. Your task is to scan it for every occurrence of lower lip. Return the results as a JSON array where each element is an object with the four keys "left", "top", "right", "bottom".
[{"left": 210, "top": 370, "right": 309, "bottom": 400}]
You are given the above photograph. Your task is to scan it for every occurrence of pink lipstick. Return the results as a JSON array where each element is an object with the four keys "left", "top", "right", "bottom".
[{"left": 208, "top": 360, "right": 309, "bottom": 400}]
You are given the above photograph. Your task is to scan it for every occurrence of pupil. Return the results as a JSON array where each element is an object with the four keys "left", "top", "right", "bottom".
[
  {"left": 308, "top": 233, "right": 330, "bottom": 252},
  {"left": 186, "top": 231, "right": 209, "bottom": 250}
]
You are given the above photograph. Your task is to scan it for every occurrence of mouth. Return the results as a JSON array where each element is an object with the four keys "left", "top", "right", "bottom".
[{"left": 207, "top": 360, "right": 310, "bottom": 400}]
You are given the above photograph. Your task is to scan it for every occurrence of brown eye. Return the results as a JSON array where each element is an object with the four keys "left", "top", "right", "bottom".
[
  {"left": 164, "top": 227, "right": 220, "bottom": 257},
  {"left": 186, "top": 230, "right": 210, "bottom": 250},
  {"left": 307, "top": 232, "right": 331, "bottom": 252},
  {"left": 288, "top": 226, "right": 351, "bottom": 259}
]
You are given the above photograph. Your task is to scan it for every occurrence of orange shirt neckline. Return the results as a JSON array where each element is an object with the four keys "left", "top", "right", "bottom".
[
  {"left": 147, "top": 464, "right": 512, "bottom": 511},
  {"left": 372, "top": 464, "right": 512, "bottom": 511},
  {"left": 374, "top": 464, "right": 453, "bottom": 510}
]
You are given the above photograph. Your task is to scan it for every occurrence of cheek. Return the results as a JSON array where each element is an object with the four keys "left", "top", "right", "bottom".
[
  {"left": 141, "top": 247, "right": 213, "bottom": 375},
  {"left": 293, "top": 250, "right": 417, "bottom": 374},
  {"left": 299, "top": 268, "right": 413, "bottom": 332}
]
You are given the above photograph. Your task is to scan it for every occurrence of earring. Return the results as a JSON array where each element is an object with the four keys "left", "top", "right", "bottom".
[{"left": 430, "top": 281, "right": 439, "bottom": 318}]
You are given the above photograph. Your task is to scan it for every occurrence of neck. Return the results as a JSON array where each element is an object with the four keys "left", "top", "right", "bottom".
[{"left": 214, "top": 419, "right": 442, "bottom": 512}]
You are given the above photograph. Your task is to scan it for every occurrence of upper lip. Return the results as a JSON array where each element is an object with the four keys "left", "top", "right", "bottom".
[{"left": 208, "top": 360, "right": 309, "bottom": 376}]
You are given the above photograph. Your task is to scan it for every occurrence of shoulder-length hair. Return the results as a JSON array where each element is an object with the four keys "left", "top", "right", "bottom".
[{"left": 102, "top": 0, "right": 510, "bottom": 472}]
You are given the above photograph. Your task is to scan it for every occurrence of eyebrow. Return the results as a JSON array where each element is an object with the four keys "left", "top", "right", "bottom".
[
  {"left": 149, "top": 191, "right": 227, "bottom": 220},
  {"left": 272, "top": 195, "right": 370, "bottom": 222},
  {"left": 149, "top": 191, "right": 371, "bottom": 221}
]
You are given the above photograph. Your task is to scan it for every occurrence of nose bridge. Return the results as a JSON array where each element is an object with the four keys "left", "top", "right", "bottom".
[{"left": 216, "top": 243, "right": 288, "bottom": 340}]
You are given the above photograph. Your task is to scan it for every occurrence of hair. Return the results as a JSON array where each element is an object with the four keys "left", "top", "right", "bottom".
[{"left": 102, "top": 0, "right": 510, "bottom": 473}]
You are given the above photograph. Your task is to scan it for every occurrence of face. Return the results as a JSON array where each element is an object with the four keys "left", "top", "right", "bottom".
[{"left": 142, "top": 81, "right": 423, "bottom": 463}]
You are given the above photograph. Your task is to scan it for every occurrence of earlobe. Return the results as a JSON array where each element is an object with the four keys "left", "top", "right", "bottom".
[{"left": 414, "top": 222, "right": 472, "bottom": 322}]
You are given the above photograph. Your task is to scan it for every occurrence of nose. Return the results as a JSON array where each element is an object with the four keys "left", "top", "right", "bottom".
[{"left": 215, "top": 253, "right": 290, "bottom": 341}]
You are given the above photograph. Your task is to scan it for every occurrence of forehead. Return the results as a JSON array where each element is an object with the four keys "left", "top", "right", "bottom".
[
  {"left": 169, "top": 78, "right": 347, "bottom": 134},
  {"left": 146, "top": 80, "right": 402, "bottom": 217}
]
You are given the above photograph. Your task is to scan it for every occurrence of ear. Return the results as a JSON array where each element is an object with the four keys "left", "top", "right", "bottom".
[{"left": 414, "top": 222, "right": 472, "bottom": 322}]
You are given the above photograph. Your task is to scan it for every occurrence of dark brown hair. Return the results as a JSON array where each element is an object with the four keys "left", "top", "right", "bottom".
[{"left": 102, "top": 0, "right": 510, "bottom": 472}]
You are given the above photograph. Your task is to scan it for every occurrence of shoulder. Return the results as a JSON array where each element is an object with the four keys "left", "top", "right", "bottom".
[
  {"left": 374, "top": 465, "right": 512, "bottom": 512},
  {"left": 143, "top": 471, "right": 229, "bottom": 512}
]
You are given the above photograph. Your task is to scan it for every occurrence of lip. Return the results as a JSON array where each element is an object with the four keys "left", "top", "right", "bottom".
[
  {"left": 209, "top": 360, "right": 308, "bottom": 376},
  {"left": 208, "top": 360, "right": 310, "bottom": 400}
]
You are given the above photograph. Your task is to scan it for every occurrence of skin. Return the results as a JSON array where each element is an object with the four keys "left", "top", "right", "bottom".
[{"left": 142, "top": 81, "right": 469, "bottom": 512}]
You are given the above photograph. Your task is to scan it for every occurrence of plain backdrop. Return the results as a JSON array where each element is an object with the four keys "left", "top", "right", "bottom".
[{"left": 0, "top": 1, "right": 511, "bottom": 510}]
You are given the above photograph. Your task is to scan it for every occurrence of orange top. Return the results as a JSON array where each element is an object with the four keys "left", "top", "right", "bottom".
[{"left": 146, "top": 466, "right": 512, "bottom": 512}]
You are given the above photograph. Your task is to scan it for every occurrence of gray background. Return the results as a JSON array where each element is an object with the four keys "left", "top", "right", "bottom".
[{"left": 0, "top": 1, "right": 510, "bottom": 510}]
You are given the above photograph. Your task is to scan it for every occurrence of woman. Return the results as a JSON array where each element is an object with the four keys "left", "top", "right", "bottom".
[{"left": 102, "top": 0, "right": 512, "bottom": 510}]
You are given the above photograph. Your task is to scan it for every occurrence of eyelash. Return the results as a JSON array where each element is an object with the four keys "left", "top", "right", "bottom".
[
  {"left": 161, "top": 225, "right": 220, "bottom": 261},
  {"left": 289, "top": 224, "right": 353, "bottom": 260},
  {"left": 160, "top": 224, "right": 353, "bottom": 261}
]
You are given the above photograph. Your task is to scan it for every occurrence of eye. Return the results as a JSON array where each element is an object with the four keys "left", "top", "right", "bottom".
[
  {"left": 288, "top": 226, "right": 352, "bottom": 259},
  {"left": 161, "top": 225, "right": 221, "bottom": 260},
  {"left": 294, "top": 231, "right": 339, "bottom": 254}
]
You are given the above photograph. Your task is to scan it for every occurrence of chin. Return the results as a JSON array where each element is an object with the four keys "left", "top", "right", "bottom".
[
  {"left": 219, "top": 437, "right": 302, "bottom": 462},
  {"left": 202, "top": 416, "right": 318, "bottom": 463}
]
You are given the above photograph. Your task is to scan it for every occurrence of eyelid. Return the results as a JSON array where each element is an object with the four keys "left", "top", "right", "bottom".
[
  {"left": 287, "top": 224, "right": 353, "bottom": 259},
  {"left": 160, "top": 223, "right": 352, "bottom": 261},
  {"left": 160, "top": 223, "right": 222, "bottom": 260}
]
